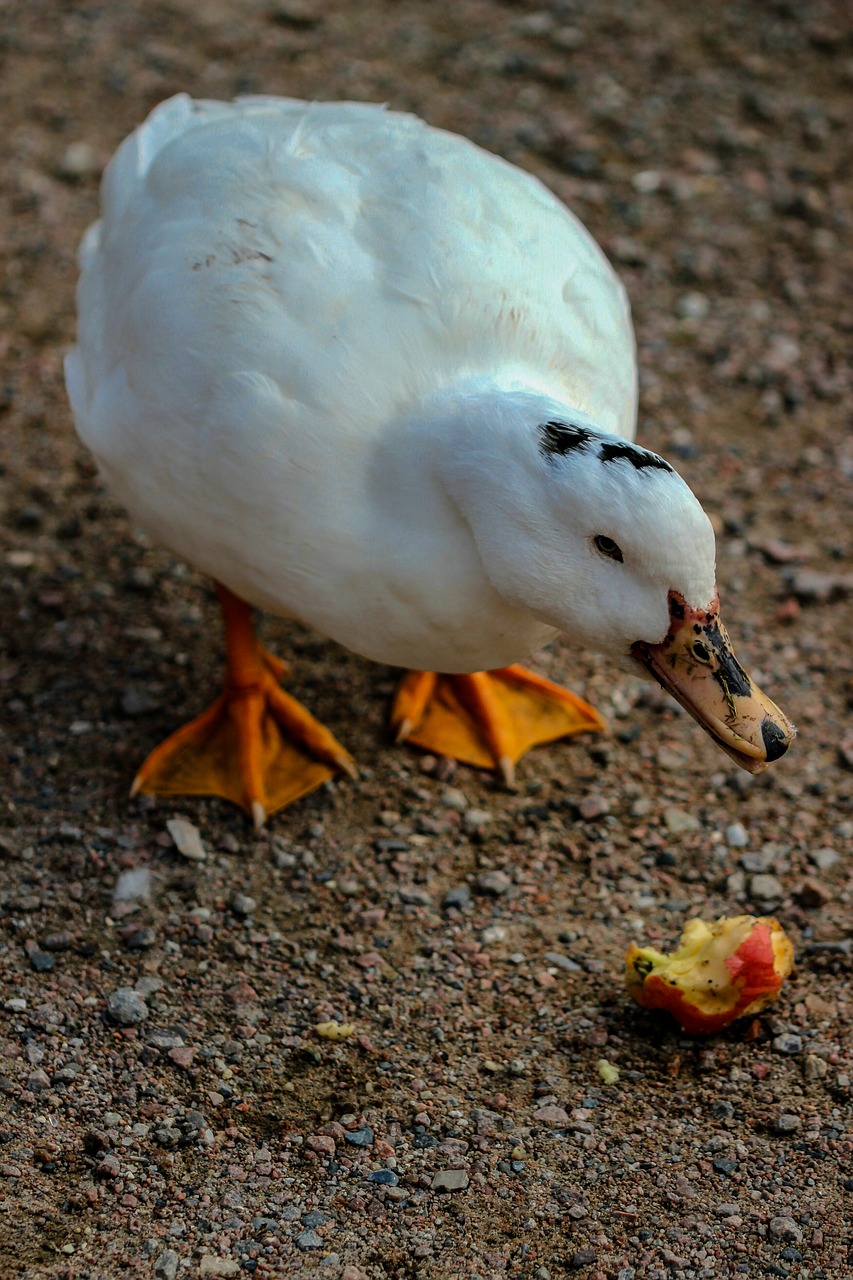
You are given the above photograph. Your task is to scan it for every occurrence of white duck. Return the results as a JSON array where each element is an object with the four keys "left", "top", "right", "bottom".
[{"left": 66, "top": 95, "right": 794, "bottom": 826}]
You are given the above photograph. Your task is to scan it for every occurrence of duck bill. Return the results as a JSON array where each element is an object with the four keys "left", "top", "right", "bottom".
[{"left": 631, "top": 591, "right": 795, "bottom": 774}]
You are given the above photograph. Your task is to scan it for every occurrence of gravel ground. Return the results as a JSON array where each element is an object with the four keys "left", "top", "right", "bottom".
[{"left": 1, "top": 1, "right": 852, "bottom": 1277}]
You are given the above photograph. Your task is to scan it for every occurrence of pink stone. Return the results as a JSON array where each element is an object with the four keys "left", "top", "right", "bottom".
[
  {"left": 227, "top": 981, "right": 259, "bottom": 1005},
  {"left": 168, "top": 1046, "right": 196, "bottom": 1068},
  {"left": 307, "top": 1134, "right": 336, "bottom": 1156},
  {"left": 533, "top": 1105, "right": 570, "bottom": 1125}
]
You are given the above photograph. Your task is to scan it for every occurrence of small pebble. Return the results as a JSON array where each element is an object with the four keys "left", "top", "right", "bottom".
[
  {"left": 577, "top": 794, "right": 609, "bottom": 820},
  {"left": 120, "top": 687, "right": 160, "bottom": 716},
  {"left": 166, "top": 817, "right": 207, "bottom": 861},
  {"left": 443, "top": 885, "right": 471, "bottom": 910},
  {"left": 59, "top": 140, "right": 98, "bottom": 177},
  {"left": 168, "top": 1046, "right": 195, "bottom": 1068},
  {"left": 725, "top": 821, "right": 749, "bottom": 847},
  {"left": 367, "top": 1169, "right": 399, "bottom": 1185},
  {"left": 154, "top": 1250, "right": 179, "bottom": 1280},
  {"left": 810, "top": 846, "right": 839, "bottom": 871},
  {"left": 301, "top": 1210, "right": 331, "bottom": 1228},
  {"left": 464, "top": 807, "right": 492, "bottom": 833},
  {"left": 344, "top": 1126, "right": 374, "bottom": 1148},
  {"left": 125, "top": 926, "right": 157, "bottom": 950},
  {"left": 750, "top": 873, "right": 783, "bottom": 900},
  {"left": 41, "top": 932, "right": 73, "bottom": 952},
  {"left": 398, "top": 885, "right": 433, "bottom": 905},
  {"left": 441, "top": 787, "right": 468, "bottom": 810},
  {"left": 677, "top": 290, "right": 710, "bottom": 320},
  {"left": 657, "top": 745, "right": 689, "bottom": 771},
  {"left": 798, "top": 877, "right": 832, "bottom": 907},
  {"left": 113, "top": 867, "right": 152, "bottom": 903},
  {"left": 774, "top": 1114, "right": 801, "bottom": 1133},
  {"left": 307, "top": 1135, "right": 336, "bottom": 1156},
  {"left": 767, "top": 1216, "right": 802, "bottom": 1242},
  {"left": 295, "top": 1229, "right": 324, "bottom": 1251},
  {"left": 533, "top": 1105, "right": 569, "bottom": 1125},
  {"left": 432, "top": 1168, "right": 469, "bottom": 1191},
  {"left": 198, "top": 1259, "right": 241, "bottom": 1277},
  {"left": 147, "top": 1029, "right": 185, "bottom": 1050},
  {"left": 773, "top": 1033, "right": 803, "bottom": 1055},
  {"left": 230, "top": 892, "right": 257, "bottom": 917},
  {"left": 663, "top": 806, "right": 701, "bottom": 833},
  {"left": 475, "top": 870, "right": 511, "bottom": 896},
  {"left": 106, "top": 988, "right": 149, "bottom": 1026}
]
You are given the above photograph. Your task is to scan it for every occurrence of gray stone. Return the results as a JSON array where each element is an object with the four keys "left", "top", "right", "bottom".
[
  {"left": 774, "top": 1113, "right": 801, "bottom": 1133},
  {"left": 113, "top": 867, "right": 152, "bottom": 903},
  {"left": 52, "top": 1064, "right": 81, "bottom": 1085},
  {"left": 398, "top": 885, "right": 433, "bottom": 905},
  {"left": 475, "top": 870, "right": 511, "bottom": 896},
  {"left": 725, "top": 822, "right": 749, "bottom": 848},
  {"left": 230, "top": 893, "right": 257, "bottom": 917},
  {"left": 432, "top": 1168, "right": 469, "bottom": 1192},
  {"left": 295, "top": 1229, "right": 324, "bottom": 1250},
  {"left": 750, "top": 873, "right": 783, "bottom": 900},
  {"left": 811, "top": 846, "right": 839, "bottom": 871},
  {"left": 344, "top": 1126, "right": 374, "bottom": 1148},
  {"left": 301, "top": 1210, "right": 331, "bottom": 1228},
  {"left": 154, "top": 1249, "right": 179, "bottom": 1280},
  {"left": 126, "top": 927, "right": 156, "bottom": 950},
  {"left": 773, "top": 1033, "right": 803, "bottom": 1055},
  {"left": 464, "top": 807, "right": 492, "bottom": 833},
  {"left": 663, "top": 806, "right": 701, "bottom": 833},
  {"left": 251, "top": 1217, "right": 280, "bottom": 1234},
  {"left": 147, "top": 1028, "right": 185, "bottom": 1050},
  {"left": 443, "top": 885, "right": 472, "bottom": 910},
  {"left": 441, "top": 787, "right": 468, "bottom": 810},
  {"left": 768, "top": 1216, "right": 802, "bottom": 1242},
  {"left": 106, "top": 988, "right": 148, "bottom": 1026}
]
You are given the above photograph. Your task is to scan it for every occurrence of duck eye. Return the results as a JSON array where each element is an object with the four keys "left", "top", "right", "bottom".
[{"left": 593, "top": 535, "right": 623, "bottom": 562}]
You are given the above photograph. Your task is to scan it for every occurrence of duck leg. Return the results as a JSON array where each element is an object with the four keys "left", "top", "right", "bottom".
[
  {"left": 391, "top": 665, "right": 605, "bottom": 786},
  {"left": 131, "top": 584, "right": 355, "bottom": 827}
]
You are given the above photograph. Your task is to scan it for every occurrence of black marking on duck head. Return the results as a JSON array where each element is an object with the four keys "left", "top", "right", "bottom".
[
  {"left": 537, "top": 420, "right": 596, "bottom": 461},
  {"left": 598, "top": 441, "right": 674, "bottom": 473}
]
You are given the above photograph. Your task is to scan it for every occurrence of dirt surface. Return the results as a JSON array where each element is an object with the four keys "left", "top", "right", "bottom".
[{"left": 1, "top": 1, "right": 852, "bottom": 1278}]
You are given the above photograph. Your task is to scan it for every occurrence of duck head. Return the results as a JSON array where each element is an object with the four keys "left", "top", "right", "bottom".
[{"left": 440, "top": 392, "right": 795, "bottom": 772}]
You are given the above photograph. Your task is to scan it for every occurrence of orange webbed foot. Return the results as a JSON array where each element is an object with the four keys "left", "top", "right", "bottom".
[
  {"left": 131, "top": 586, "right": 355, "bottom": 826},
  {"left": 391, "top": 664, "right": 605, "bottom": 784}
]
